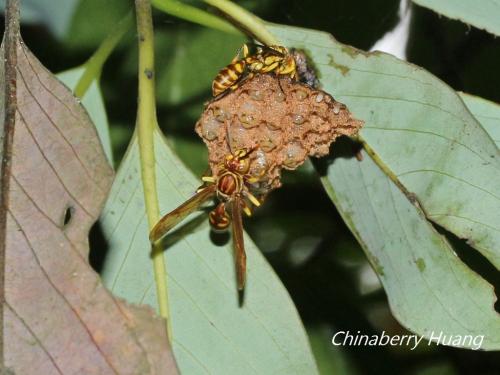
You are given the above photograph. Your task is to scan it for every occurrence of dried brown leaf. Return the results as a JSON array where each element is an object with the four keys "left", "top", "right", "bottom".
[{"left": 0, "top": 2, "right": 177, "bottom": 373}]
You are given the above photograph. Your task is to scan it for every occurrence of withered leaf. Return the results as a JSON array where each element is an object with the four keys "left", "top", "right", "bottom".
[{"left": 0, "top": 3, "right": 177, "bottom": 373}]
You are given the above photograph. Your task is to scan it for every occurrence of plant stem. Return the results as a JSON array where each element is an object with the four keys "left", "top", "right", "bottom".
[
  {"left": 135, "top": 0, "right": 172, "bottom": 342},
  {"left": 74, "top": 11, "right": 134, "bottom": 99},
  {"left": 203, "top": 0, "right": 279, "bottom": 45},
  {"left": 152, "top": 0, "right": 241, "bottom": 35}
]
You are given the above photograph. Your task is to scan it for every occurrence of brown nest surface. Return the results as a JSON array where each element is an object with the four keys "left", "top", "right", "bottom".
[{"left": 195, "top": 74, "right": 363, "bottom": 192}]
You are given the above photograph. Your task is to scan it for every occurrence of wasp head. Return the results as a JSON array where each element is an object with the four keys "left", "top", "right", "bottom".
[{"left": 225, "top": 149, "right": 251, "bottom": 175}]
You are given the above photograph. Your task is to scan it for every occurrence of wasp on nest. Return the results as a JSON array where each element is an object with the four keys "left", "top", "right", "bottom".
[{"left": 150, "top": 44, "right": 363, "bottom": 291}]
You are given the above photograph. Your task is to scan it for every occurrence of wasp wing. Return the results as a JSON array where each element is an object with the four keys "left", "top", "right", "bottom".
[
  {"left": 149, "top": 185, "right": 216, "bottom": 242},
  {"left": 231, "top": 198, "right": 247, "bottom": 290}
]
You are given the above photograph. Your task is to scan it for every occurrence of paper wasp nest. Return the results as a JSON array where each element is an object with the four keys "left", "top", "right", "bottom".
[{"left": 195, "top": 74, "right": 363, "bottom": 191}]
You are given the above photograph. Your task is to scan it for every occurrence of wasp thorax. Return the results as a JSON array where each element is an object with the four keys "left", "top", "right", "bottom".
[
  {"left": 195, "top": 74, "right": 363, "bottom": 191},
  {"left": 217, "top": 173, "right": 238, "bottom": 197}
]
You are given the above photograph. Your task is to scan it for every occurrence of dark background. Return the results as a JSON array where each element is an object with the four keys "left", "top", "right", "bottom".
[{"left": 3, "top": 0, "right": 499, "bottom": 374}]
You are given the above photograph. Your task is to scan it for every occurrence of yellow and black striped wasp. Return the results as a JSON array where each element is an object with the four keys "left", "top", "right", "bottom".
[
  {"left": 149, "top": 148, "right": 262, "bottom": 290},
  {"left": 212, "top": 43, "right": 298, "bottom": 97}
]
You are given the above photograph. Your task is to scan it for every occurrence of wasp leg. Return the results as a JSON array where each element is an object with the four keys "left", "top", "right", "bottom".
[
  {"left": 240, "top": 199, "right": 252, "bottom": 217},
  {"left": 243, "top": 190, "right": 261, "bottom": 207},
  {"left": 202, "top": 176, "right": 215, "bottom": 183},
  {"left": 261, "top": 60, "right": 280, "bottom": 73},
  {"left": 246, "top": 176, "right": 259, "bottom": 184},
  {"left": 196, "top": 175, "right": 215, "bottom": 192}
]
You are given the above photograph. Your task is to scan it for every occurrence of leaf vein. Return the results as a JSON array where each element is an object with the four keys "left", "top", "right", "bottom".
[
  {"left": 16, "top": 109, "right": 94, "bottom": 218},
  {"left": 7, "top": 210, "right": 119, "bottom": 374}
]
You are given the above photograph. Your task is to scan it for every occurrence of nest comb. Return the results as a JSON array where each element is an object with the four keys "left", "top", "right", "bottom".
[{"left": 195, "top": 74, "right": 363, "bottom": 191}]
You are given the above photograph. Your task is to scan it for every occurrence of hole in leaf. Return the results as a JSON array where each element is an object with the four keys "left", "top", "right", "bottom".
[{"left": 63, "top": 206, "right": 74, "bottom": 228}]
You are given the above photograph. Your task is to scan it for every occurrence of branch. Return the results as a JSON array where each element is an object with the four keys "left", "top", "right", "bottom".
[{"left": 74, "top": 11, "right": 134, "bottom": 99}]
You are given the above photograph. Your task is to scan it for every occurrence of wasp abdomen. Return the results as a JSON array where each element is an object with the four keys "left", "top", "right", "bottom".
[
  {"left": 212, "top": 61, "right": 246, "bottom": 96},
  {"left": 209, "top": 202, "right": 230, "bottom": 231}
]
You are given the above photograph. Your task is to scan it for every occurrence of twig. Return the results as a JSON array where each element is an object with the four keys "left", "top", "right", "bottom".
[
  {"left": 74, "top": 11, "right": 134, "bottom": 99},
  {"left": 152, "top": 0, "right": 241, "bottom": 35},
  {"left": 203, "top": 0, "right": 279, "bottom": 45}
]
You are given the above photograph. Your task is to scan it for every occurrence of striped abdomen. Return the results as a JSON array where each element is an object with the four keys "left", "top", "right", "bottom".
[
  {"left": 212, "top": 60, "right": 246, "bottom": 96},
  {"left": 209, "top": 202, "right": 230, "bottom": 231}
]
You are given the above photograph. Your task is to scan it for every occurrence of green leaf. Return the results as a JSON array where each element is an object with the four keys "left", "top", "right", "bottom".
[
  {"left": 168, "top": 135, "right": 209, "bottom": 176},
  {"left": 267, "top": 24, "right": 500, "bottom": 349},
  {"left": 269, "top": 24, "right": 500, "bottom": 269},
  {"left": 412, "top": 0, "right": 500, "bottom": 37},
  {"left": 65, "top": 0, "right": 130, "bottom": 49},
  {"left": 308, "top": 326, "right": 359, "bottom": 375},
  {"left": 460, "top": 92, "right": 500, "bottom": 148},
  {"left": 100, "top": 130, "right": 318, "bottom": 374},
  {"left": 321, "top": 141, "right": 500, "bottom": 350},
  {"left": 0, "top": 0, "right": 79, "bottom": 38},
  {"left": 157, "top": 27, "right": 245, "bottom": 105},
  {"left": 57, "top": 67, "right": 113, "bottom": 164}
]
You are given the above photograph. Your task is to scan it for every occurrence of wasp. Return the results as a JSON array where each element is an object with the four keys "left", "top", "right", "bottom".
[
  {"left": 212, "top": 43, "right": 298, "bottom": 97},
  {"left": 149, "top": 148, "right": 262, "bottom": 290},
  {"left": 291, "top": 49, "right": 320, "bottom": 88}
]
